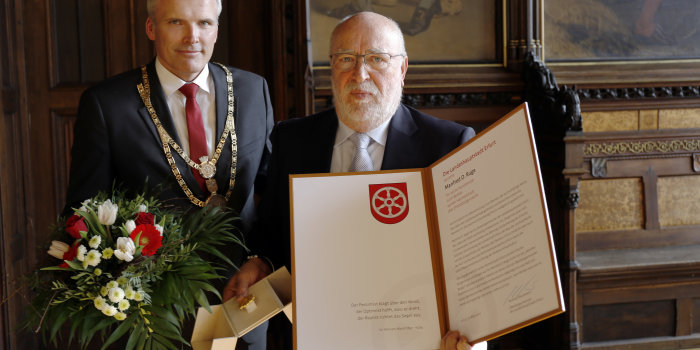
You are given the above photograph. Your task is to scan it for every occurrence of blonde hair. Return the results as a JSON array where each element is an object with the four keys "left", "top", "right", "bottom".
[{"left": 147, "top": 0, "right": 222, "bottom": 19}]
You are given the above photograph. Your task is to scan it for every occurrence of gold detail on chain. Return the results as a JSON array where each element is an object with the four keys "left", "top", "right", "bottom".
[{"left": 136, "top": 63, "right": 238, "bottom": 207}]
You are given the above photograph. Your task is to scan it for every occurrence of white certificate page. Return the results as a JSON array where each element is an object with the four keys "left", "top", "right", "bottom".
[
  {"left": 291, "top": 171, "right": 442, "bottom": 350},
  {"left": 430, "top": 106, "right": 564, "bottom": 342}
]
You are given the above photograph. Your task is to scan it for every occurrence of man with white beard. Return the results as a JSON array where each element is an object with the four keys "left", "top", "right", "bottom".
[{"left": 223, "top": 11, "right": 475, "bottom": 349}]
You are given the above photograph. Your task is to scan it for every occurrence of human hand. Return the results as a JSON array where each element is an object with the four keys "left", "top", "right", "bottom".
[
  {"left": 441, "top": 330, "right": 471, "bottom": 350},
  {"left": 222, "top": 257, "right": 271, "bottom": 302}
]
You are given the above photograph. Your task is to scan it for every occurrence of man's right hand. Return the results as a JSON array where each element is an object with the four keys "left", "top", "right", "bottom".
[
  {"left": 441, "top": 330, "right": 471, "bottom": 350},
  {"left": 222, "top": 257, "right": 272, "bottom": 302}
]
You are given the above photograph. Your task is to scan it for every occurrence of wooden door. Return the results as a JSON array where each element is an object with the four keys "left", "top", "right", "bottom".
[{"left": 3, "top": 0, "right": 153, "bottom": 347}]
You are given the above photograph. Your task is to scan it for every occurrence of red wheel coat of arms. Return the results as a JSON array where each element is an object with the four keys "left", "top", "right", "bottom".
[{"left": 368, "top": 183, "right": 409, "bottom": 224}]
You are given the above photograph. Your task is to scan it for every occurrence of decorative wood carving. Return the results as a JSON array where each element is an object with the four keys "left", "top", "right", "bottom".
[
  {"left": 585, "top": 139, "right": 700, "bottom": 157},
  {"left": 590, "top": 158, "right": 607, "bottom": 178},
  {"left": 567, "top": 190, "right": 580, "bottom": 209},
  {"left": 521, "top": 51, "right": 581, "bottom": 349},
  {"left": 523, "top": 53, "right": 582, "bottom": 132},
  {"left": 577, "top": 86, "right": 700, "bottom": 101}
]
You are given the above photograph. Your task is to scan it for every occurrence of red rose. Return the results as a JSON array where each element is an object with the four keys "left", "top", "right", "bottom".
[
  {"left": 59, "top": 240, "right": 81, "bottom": 268},
  {"left": 130, "top": 224, "right": 163, "bottom": 256},
  {"left": 65, "top": 215, "right": 88, "bottom": 239},
  {"left": 135, "top": 212, "right": 155, "bottom": 226}
]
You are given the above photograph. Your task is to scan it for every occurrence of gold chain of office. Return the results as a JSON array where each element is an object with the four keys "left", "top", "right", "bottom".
[{"left": 136, "top": 63, "right": 238, "bottom": 207}]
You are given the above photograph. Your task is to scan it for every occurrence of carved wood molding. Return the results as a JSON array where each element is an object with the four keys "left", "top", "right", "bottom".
[
  {"left": 403, "top": 92, "right": 519, "bottom": 107},
  {"left": 313, "top": 91, "right": 521, "bottom": 111},
  {"left": 577, "top": 86, "right": 700, "bottom": 101},
  {"left": 584, "top": 139, "right": 700, "bottom": 157}
]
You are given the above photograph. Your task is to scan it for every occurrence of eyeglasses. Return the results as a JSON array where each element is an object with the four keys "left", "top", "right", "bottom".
[{"left": 330, "top": 52, "right": 405, "bottom": 72}]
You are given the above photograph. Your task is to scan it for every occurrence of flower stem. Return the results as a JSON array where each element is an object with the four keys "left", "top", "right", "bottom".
[
  {"left": 34, "top": 290, "right": 59, "bottom": 333},
  {"left": 106, "top": 226, "right": 113, "bottom": 244}
]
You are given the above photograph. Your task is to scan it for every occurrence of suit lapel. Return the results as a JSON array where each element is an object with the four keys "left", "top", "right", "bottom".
[
  {"left": 381, "top": 104, "right": 418, "bottom": 170},
  {"left": 139, "top": 61, "right": 206, "bottom": 197},
  {"left": 317, "top": 111, "right": 338, "bottom": 173},
  {"left": 209, "top": 63, "right": 232, "bottom": 195},
  {"left": 210, "top": 63, "right": 228, "bottom": 139},
  {"left": 144, "top": 62, "right": 183, "bottom": 147}
]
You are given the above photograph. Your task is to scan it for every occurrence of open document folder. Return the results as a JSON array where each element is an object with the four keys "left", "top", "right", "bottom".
[{"left": 290, "top": 103, "right": 564, "bottom": 350}]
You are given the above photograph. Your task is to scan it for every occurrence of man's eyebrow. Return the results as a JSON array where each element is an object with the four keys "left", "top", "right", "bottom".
[{"left": 332, "top": 48, "right": 386, "bottom": 54}]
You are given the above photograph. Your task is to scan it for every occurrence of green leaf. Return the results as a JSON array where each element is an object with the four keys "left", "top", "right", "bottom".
[
  {"left": 100, "top": 312, "right": 135, "bottom": 350},
  {"left": 65, "top": 259, "right": 84, "bottom": 270},
  {"left": 149, "top": 305, "right": 179, "bottom": 328},
  {"left": 48, "top": 308, "right": 70, "bottom": 342},
  {"left": 135, "top": 326, "right": 148, "bottom": 350},
  {"left": 151, "top": 333, "right": 181, "bottom": 350},
  {"left": 148, "top": 317, "right": 182, "bottom": 341},
  {"left": 41, "top": 266, "right": 71, "bottom": 271}
]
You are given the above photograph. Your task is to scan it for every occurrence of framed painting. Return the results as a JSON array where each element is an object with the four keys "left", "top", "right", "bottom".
[
  {"left": 545, "top": 0, "right": 700, "bottom": 62},
  {"left": 308, "top": 0, "right": 500, "bottom": 66},
  {"left": 545, "top": 0, "right": 700, "bottom": 85}
]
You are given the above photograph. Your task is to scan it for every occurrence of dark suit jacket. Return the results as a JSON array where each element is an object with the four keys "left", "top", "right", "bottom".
[
  {"left": 250, "top": 104, "right": 475, "bottom": 269},
  {"left": 65, "top": 61, "right": 273, "bottom": 234}
]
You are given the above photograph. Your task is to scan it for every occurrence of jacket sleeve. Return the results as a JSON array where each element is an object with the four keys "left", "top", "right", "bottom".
[{"left": 64, "top": 88, "right": 114, "bottom": 214}]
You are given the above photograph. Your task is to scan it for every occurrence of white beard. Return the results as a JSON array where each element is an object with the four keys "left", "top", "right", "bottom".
[{"left": 333, "top": 80, "right": 402, "bottom": 132}]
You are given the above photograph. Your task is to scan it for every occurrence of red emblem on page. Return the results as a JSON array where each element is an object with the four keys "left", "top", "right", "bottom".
[{"left": 368, "top": 183, "right": 409, "bottom": 224}]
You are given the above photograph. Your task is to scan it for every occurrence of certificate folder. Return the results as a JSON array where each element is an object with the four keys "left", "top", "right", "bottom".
[{"left": 290, "top": 103, "right": 564, "bottom": 350}]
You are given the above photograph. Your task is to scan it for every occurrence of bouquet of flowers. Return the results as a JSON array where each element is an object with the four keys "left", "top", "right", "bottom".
[{"left": 25, "top": 190, "right": 244, "bottom": 349}]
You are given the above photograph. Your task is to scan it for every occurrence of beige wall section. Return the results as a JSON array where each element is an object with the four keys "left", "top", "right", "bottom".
[
  {"left": 659, "top": 109, "right": 700, "bottom": 129},
  {"left": 582, "top": 111, "right": 638, "bottom": 132},
  {"left": 658, "top": 175, "right": 700, "bottom": 227},
  {"left": 576, "top": 178, "right": 644, "bottom": 232},
  {"left": 639, "top": 110, "right": 659, "bottom": 130},
  {"left": 583, "top": 108, "right": 700, "bottom": 132}
]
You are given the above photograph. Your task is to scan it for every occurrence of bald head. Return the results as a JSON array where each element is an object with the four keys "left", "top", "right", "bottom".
[
  {"left": 329, "top": 12, "right": 408, "bottom": 132},
  {"left": 330, "top": 12, "right": 406, "bottom": 57}
]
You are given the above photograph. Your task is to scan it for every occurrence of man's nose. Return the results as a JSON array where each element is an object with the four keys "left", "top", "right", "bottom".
[
  {"left": 183, "top": 24, "right": 200, "bottom": 43},
  {"left": 351, "top": 58, "right": 370, "bottom": 82}
]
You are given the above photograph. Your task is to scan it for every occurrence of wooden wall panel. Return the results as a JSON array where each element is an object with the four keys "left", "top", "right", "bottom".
[
  {"left": 575, "top": 178, "right": 644, "bottom": 233},
  {"left": 582, "top": 300, "right": 675, "bottom": 342},
  {"left": 0, "top": 0, "right": 35, "bottom": 348},
  {"left": 658, "top": 175, "right": 700, "bottom": 227},
  {"left": 694, "top": 298, "right": 700, "bottom": 334},
  {"left": 50, "top": 111, "right": 76, "bottom": 212}
]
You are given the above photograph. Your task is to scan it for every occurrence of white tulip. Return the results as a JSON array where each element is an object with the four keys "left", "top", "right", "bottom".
[
  {"left": 97, "top": 199, "right": 118, "bottom": 225},
  {"left": 47, "top": 240, "right": 70, "bottom": 259},
  {"left": 124, "top": 220, "right": 136, "bottom": 234},
  {"left": 113, "top": 237, "right": 135, "bottom": 262}
]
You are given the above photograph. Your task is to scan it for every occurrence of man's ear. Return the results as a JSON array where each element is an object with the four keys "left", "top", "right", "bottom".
[
  {"left": 400, "top": 56, "right": 408, "bottom": 87},
  {"left": 146, "top": 17, "right": 156, "bottom": 41}
]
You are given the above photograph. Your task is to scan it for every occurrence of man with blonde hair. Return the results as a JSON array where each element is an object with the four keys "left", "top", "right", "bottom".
[{"left": 66, "top": 0, "right": 273, "bottom": 348}]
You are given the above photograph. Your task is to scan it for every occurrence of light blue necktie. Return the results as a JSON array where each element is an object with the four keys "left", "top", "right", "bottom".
[{"left": 349, "top": 132, "right": 373, "bottom": 172}]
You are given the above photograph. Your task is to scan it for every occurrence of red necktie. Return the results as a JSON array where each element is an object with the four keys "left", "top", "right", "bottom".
[{"left": 179, "top": 83, "right": 208, "bottom": 193}]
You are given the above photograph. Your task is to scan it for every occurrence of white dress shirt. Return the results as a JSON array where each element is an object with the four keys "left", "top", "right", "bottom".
[
  {"left": 330, "top": 118, "right": 392, "bottom": 173},
  {"left": 155, "top": 58, "right": 216, "bottom": 157}
]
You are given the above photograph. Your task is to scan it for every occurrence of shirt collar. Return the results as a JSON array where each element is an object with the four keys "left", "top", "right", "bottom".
[
  {"left": 334, "top": 114, "right": 392, "bottom": 147},
  {"left": 155, "top": 57, "right": 211, "bottom": 97}
]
